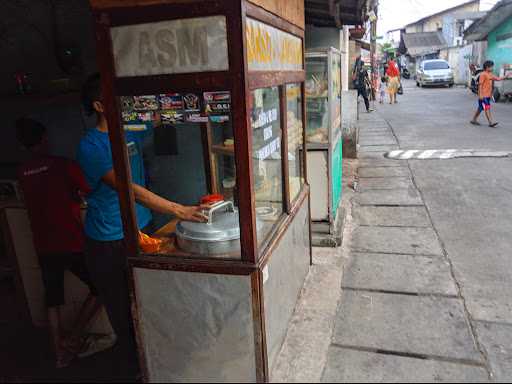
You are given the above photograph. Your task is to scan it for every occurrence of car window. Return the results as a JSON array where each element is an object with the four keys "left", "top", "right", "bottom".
[{"left": 424, "top": 61, "right": 450, "bottom": 70}]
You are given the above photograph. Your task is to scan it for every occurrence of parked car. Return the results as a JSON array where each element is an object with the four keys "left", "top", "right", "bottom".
[{"left": 416, "top": 59, "right": 454, "bottom": 88}]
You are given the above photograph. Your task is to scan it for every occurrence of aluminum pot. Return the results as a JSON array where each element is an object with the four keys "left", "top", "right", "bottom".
[{"left": 176, "top": 201, "right": 262, "bottom": 258}]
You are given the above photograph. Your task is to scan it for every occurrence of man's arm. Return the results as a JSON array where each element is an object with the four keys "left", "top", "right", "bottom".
[{"left": 101, "top": 169, "right": 207, "bottom": 222}]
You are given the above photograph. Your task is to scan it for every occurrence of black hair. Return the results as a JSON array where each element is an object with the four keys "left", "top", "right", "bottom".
[
  {"left": 81, "top": 73, "right": 101, "bottom": 116},
  {"left": 16, "top": 118, "right": 47, "bottom": 149},
  {"left": 483, "top": 60, "right": 494, "bottom": 70},
  {"left": 381, "top": 76, "right": 387, "bottom": 83}
]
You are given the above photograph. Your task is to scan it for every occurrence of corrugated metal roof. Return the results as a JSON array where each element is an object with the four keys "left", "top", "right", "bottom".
[
  {"left": 403, "top": 31, "right": 447, "bottom": 56},
  {"left": 464, "top": 0, "right": 512, "bottom": 41}
]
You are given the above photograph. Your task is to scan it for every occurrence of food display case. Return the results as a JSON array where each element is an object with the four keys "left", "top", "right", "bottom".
[
  {"left": 305, "top": 48, "right": 343, "bottom": 240},
  {"left": 89, "top": 0, "right": 311, "bottom": 382}
]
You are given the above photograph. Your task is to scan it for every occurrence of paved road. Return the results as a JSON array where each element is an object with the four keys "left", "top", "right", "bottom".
[{"left": 272, "top": 81, "right": 512, "bottom": 382}]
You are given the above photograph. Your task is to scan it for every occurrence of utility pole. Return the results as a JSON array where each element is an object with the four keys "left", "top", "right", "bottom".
[{"left": 369, "top": 4, "right": 378, "bottom": 100}]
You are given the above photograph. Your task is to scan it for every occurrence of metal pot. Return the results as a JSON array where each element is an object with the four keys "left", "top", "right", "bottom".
[{"left": 176, "top": 201, "right": 262, "bottom": 258}]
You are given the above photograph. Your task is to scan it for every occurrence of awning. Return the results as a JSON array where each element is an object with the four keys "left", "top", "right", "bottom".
[
  {"left": 464, "top": 0, "right": 512, "bottom": 41},
  {"left": 305, "top": 0, "right": 378, "bottom": 28}
]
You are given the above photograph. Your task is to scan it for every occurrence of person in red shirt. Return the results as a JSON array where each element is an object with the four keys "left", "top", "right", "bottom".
[
  {"left": 386, "top": 59, "right": 401, "bottom": 104},
  {"left": 16, "top": 118, "right": 104, "bottom": 368},
  {"left": 471, "top": 60, "right": 504, "bottom": 128}
]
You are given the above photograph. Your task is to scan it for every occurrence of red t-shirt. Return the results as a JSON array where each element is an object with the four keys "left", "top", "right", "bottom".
[
  {"left": 17, "top": 156, "right": 91, "bottom": 255},
  {"left": 386, "top": 61, "right": 400, "bottom": 77}
]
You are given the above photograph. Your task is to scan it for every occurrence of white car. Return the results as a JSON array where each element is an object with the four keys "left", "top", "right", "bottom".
[{"left": 416, "top": 59, "right": 455, "bottom": 88}]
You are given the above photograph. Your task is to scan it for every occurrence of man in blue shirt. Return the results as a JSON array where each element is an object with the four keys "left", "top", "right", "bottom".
[{"left": 77, "top": 74, "right": 206, "bottom": 370}]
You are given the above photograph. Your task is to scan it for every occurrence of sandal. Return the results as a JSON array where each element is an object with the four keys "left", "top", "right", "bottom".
[
  {"left": 470, "top": 120, "right": 480, "bottom": 126},
  {"left": 78, "top": 333, "right": 117, "bottom": 359},
  {"left": 490, "top": 122, "right": 499, "bottom": 128}
]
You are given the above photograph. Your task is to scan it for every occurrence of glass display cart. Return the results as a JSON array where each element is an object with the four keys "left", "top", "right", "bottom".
[
  {"left": 305, "top": 48, "right": 343, "bottom": 240},
  {"left": 89, "top": 0, "right": 311, "bottom": 382}
]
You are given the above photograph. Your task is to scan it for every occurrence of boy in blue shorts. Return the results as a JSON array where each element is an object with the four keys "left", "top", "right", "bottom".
[{"left": 471, "top": 60, "right": 503, "bottom": 127}]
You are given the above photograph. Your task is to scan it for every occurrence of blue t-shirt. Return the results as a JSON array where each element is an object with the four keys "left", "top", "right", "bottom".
[{"left": 77, "top": 128, "right": 152, "bottom": 241}]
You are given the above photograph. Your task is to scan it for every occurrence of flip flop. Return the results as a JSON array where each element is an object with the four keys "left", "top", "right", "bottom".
[
  {"left": 470, "top": 121, "right": 480, "bottom": 126},
  {"left": 490, "top": 122, "right": 499, "bottom": 128},
  {"left": 78, "top": 333, "right": 117, "bottom": 359}
]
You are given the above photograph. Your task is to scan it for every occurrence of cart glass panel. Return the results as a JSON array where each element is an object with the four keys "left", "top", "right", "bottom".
[
  {"left": 119, "top": 92, "right": 241, "bottom": 260},
  {"left": 305, "top": 55, "right": 329, "bottom": 144},
  {"left": 286, "top": 83, "right": 305, "bottom": 202},
  {"left": 331, "top": 52, "right": 342, "bottom": 142},
  {"left": 250, "top": 87, "right": 284, "bottom": 247}
]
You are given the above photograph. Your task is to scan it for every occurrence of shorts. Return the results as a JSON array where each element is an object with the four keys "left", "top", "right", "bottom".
[
  {"left": 478, "top": 97, "right": 491, "bottom": 112},
  {"left": 39, "top": 252, "right": 98, "bottom": 308}
]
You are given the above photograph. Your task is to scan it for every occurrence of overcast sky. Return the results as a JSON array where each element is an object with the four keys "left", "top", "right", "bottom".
[{"left": 377, "top": 0, "right": 500, "bottom": 37}]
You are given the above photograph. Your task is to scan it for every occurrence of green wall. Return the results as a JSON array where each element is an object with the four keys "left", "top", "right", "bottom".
[{"left": 487, "top": 17, "right": 512, "bottom": 75}]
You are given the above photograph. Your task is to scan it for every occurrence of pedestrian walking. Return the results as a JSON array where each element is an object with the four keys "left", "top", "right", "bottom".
[
  {"left": 471, "top": 60, "right": 504, "bottom": 128},
  {"left": 386, "top": 58, "right": 400, "bottom": 104},
  {"left": 352, "top": 57, "right": 373, "bottom": 113}
]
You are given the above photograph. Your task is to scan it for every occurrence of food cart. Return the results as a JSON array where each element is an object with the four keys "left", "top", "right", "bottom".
[
  {"left": 305, "top": 48, "right": 343, "bottom": 242},
  {"left": 89, "top": 0, "right": 311, "bottom": 382}
]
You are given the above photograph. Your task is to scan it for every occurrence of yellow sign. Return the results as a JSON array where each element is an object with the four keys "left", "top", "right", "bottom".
[{"left": 246, "top": 18, "right": 303, "bottom": 71}]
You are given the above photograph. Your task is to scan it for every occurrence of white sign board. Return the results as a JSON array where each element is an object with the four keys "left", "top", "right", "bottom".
[
  {"left": 246, "top": 18, "right": 303, "bottom": 71},
  {"left": 111, "top": 16, "right": 229, "bottom": 77}
]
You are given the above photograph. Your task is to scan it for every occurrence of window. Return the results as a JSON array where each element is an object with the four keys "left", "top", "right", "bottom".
[
  {"left": 250, "top": 87, "right": 284, "bottom": 246},
  {"left": 286, "top": 83, "right": 304, "bottom": 202},
  {"left": 424, "top": 61, "right": 450, "bottom": 70},
  {"left": 120, "top": 91, "right": 241, "bottom": 260}
]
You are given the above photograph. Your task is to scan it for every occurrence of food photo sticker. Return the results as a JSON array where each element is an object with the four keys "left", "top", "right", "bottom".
[
  {"left": 133, "top": 95, "right": 159, "bottom": 111},
  {"left": 161, "top": 111, "right": 184, "bottom": 124},
  {"left": 122, "top": 111, "right": 138, "bottom": 123},
  {"left": 159, "top": 93, "right": 184, "bottom": 111},
  {"left": 121, "top": 96, "right": 134, "bottom": 112},
  {"left": 183, "top": 93, "right": 200, "bottom": 112}
]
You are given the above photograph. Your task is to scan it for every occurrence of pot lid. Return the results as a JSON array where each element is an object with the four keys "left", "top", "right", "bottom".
[{"left": 176, "top": 201, "right": 264, "bottom": 242}]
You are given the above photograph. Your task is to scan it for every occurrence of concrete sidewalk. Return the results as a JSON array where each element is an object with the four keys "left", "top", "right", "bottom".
[{"left": 271, "top": 109, "right": 492, "bottom": 383}]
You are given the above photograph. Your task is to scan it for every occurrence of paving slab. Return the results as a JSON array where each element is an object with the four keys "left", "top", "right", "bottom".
[
  {"left": 353, "top": 206, "right": 431, "bottom": 227},
  {"left": 356, "top": 189, "right": 424, "bottom": 206},
  {"left": 475, "top": 321, "right": 512, "bottom": 382},
  {"left": 321, "top": 347, "right": 489, "bottom": 383},
  {"left": 358, "top": 177, "right": 414, "bottom": 191},
  {"left": 359, "top": 139, "right": 398, "bottom": 147},
  {"left": 343, "top": 252, "right": 458, "bottom": 295},
  {"left": 352, "top": 226, "right": 443, "bottom": 256},
  {"left": 359, "top": 166, "right": 411, "bottom": 178},
  {"left": 358, "top": 152, "right": 388, "bottom": 159},
  {"left": 357, "top": 159, "right": 406, "bottom": 168},
  {"left": 360, "top": 145, "right": 399, "bottom": 152},
  {"left": 333, "top": 291, "right": 482, "bottom": 361}
]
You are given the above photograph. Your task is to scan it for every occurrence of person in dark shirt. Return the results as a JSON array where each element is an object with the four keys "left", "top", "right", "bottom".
[
  {"left": 353, "top": 57, "right": 373, "bottom": 113},
  {"left": 16, "top": 118, "right": 104, "bottom": 368}
]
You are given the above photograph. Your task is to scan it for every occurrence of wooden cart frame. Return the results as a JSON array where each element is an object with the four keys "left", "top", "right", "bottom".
[{"left": 90, "top": 1, "right": 312, "bottom": 381}]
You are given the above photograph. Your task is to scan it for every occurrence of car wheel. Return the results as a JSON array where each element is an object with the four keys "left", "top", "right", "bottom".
[{"left": 449, "top": 83, "right": 454, "bottom": 88}]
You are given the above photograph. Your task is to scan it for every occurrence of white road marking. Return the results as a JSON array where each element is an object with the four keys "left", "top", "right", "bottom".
[
  {"left": 384, "top": 149, "right": 512, "bottom": 160},
  {"left": 400, "top": 150, "right": 419, "bottom": 159},
  {"left": 439, "top": 149, "right": 457, "bottom": 159},
  {"left": 418, "top": 150, "right": 437, "bottom": 159},
  {"left": 388, "top": 150, "right": 403, "bottom": 158}
]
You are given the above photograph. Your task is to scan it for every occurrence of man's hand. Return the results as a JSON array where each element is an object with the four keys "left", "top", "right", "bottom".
[{"left": 174, "top": 205, "right": 208, "bottom": 222}]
